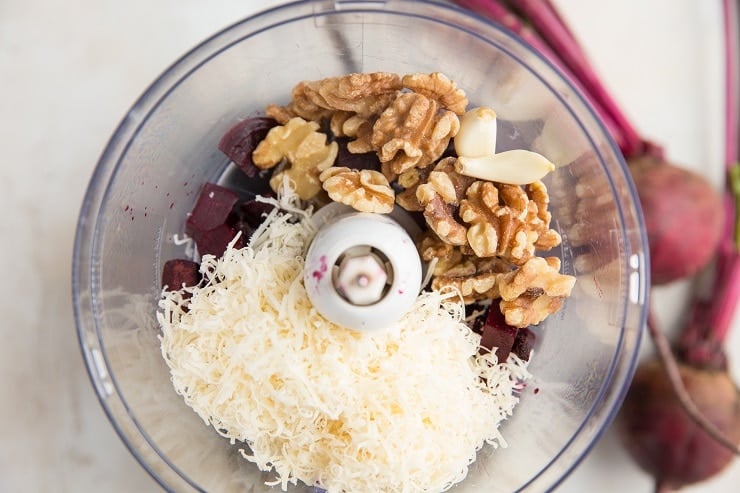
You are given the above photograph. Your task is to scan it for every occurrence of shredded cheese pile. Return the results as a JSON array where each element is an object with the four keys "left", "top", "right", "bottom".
[{"left": 158, "top": 200, "right": 530, "bottom": 493}]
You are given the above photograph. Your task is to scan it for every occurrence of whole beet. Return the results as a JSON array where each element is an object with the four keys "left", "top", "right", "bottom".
[
  {"left": 629, "top": 153, "right": 724, "bottom": 285},
  {"left": 619, "top": 359, "right": 740, "bottom": 491}
]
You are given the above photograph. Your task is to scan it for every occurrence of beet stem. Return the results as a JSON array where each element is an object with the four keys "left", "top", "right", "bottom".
[
  {"left": 452, "top": 0, "right": 628, "bottom": 152},
  {"left": 723, "top": 0, "right": 739, "bottom": 167},
  {"left": 501, "top": 0, "right": 648, "bottom": 157},
  {"left": 648, "top": 311, "right": 740, "bottom": 455},
  {"left": 724, "top": 0, "right": 740, "bottom": 253},
  {"left": 709, "top": 259, "right": 740, "bottom": 345},
  {"left": 700, "top": 0, "right": 740, "bottom": 345}
]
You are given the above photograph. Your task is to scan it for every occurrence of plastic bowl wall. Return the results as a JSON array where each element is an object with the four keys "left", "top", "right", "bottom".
[{"left": 73, "top": 1, "right": 648, "bottom": 491}]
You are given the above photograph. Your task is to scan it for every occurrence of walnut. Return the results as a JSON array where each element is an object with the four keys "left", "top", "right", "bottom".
[
  {"left": 395, "top": 189, "right": 424, "bottom": 211},
  {"left": 371, "top": 92, "right": 460, "bottom": 177},
  {"left": 459, "top": 180, "right": 560, "bottom": 263},
  {"left": 422, "top": 196, "right": 468, "bottom": 245},
  {"left": 252, "top": 117, "right": 338, "bottom": 200},
  {"left": 497, "top": 256, "right": 576, "bottom": 327},
  {"left": 419, "top": 231, "right": 512, "bottom": 303},
  {"left": 265, "top": 103, "right": 296, "bottom": 124},
  {"left": 329, "top": 111, "right": 353, "bottom": 136},
  {"left": 312, "top": 72, "right": 402, "bottom": 117},
  {"left": 418, "top": 169, "right": 462, "bottom": 204},
  {"left": 263, "top": 73, "right": 400, "bottom": 135},
  {"left": 417, "top": 172, "right": 451, "bottom": 206},
  {"left": 434, "top": 272, "right": 499, "bottom": 304},
  {"left": 319, "top": 166, "right": 394, "bottom": 213},
  {"left": 402, "top": 72, "right": 469, "bottom": 115},
  {"left": 286, "top": 80, "right": 336, "bottom": 122},
  {"left": 330, "top": 112, "right": 376, "bottom": 154},
  {"left": 282, "top": 72, "right": 401, "bottom": 122},
  {"left": 431, "top": 253, "right": 511, "bottom": 303},
  {"left": 398, "top": 168, "right": 421, "bottom": 189},
  {"left": 418, "top": 231, "right": 464, "bottom": 275},
  {"left": 414, "top": 158, "right": 475, "bottom": 244},
  {"left": 526, "top": 180, "right": 562, "bottom": 250},
  {"left": 395, "top": 167, "right": 431, "bottom": 212}
]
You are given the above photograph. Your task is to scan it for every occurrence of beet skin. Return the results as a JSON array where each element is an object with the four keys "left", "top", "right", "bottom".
[
  {"left": 629, "top": 154, "right": 723, "bottom": 285},
  {"left": 618, "top": 360, "right": 740, "bottom": 490},
  {"left": 218, "top": 117, "right": 278, "bottom": 177}
]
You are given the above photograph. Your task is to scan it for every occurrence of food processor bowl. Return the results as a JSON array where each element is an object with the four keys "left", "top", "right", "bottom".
[{"left": 73, "top": 1, "right": 648, "bottom": 491}]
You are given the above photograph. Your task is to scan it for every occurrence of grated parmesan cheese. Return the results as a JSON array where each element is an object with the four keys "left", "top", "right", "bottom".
[{"left": 158, "top": 198, "right": 530, "bottom": 493}]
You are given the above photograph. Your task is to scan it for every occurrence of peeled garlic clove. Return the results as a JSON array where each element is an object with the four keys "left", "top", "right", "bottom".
[
  {"left": 455, "top": 150, "right": 555, "bottom": 185},
  {"left": 454, "top": 106, "right": 497, "bottom": 157}
]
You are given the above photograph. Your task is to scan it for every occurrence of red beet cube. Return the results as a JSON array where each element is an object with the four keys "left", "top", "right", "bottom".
[
  {"left": 229, "top": 199, "right": 276, "bottom": 229},
  {"left": 227, "top": 218, "right": 256, "bottom": 245},
  {"left": 162, "top": 259, "right": 201, "bottom": 291},
  {"left": 512, "top": 327, "right": 536, "bottom": 362},
  {"left": 225, "top": 199, "right": 276, "bottom": 244},
  {"left": 218, "top": 117, "right": 278, "bottom": 177},
  {"left": 196, "top": 223, "right": 245, "bottom": 258},
  {"left": 480, "top": 305, "right": 518, "bottom": 362},
  {"left": 185, "top": 183, "right": 240, "bottom": 242}
]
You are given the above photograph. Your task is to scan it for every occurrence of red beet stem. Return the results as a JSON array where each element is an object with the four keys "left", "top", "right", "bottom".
[
  {"left": 732, "top": 166, "right": 740, "bottom": 251},
  {"left": 703, "top": 165, "right": 740, "bottom": 346},
  {"left": 724, "top": 0, "right": 739, "bottom": 167},
  {"left": 708, "top": 258, "right": 740, "bottom": 344},
  {"left": 723, "top": 0, "right": 740, "bottom": 255},
  {"left": 452, "top": 0, "right": 627, "bottom": 152},
  {"left": 501, "top": 0, "right": 648, "bottom": 158},
  {"left": 648, "top": 311, "right": 740, "bottom": 455},
  {"left": 695, "top": 0, "right": 740, "bottom": 346}
]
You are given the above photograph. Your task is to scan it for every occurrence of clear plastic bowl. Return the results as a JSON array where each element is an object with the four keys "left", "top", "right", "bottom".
[{"left": 73, "top": 1, "right": 649, "bottom": 491}]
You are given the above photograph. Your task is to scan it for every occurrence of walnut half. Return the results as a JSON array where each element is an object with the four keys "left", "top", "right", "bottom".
[
  {"left": 252, "top": 117, "right": 338, "bottom": 200},
  {"left": 415, "top": 157, "right": 474, "bottom": 246},
  {"left": 402, "top": 72, "right": 468, "bottom": 115},
  {"left": 460, "top": 180, "right": 561, "bottom": 264},
  {"left": 372, "top": 92, "right": 460, "bottom": 178},
  {"left": 320, "top": 167, "right": 394, "bottom": 213},
  {"left": 497, "top": 256, "right": 576, "bottom": 327}
]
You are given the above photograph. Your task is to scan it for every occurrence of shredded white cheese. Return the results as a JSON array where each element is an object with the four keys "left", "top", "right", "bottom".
[{"left": 158, "top": 199, "right": 530, "bottom": 493}]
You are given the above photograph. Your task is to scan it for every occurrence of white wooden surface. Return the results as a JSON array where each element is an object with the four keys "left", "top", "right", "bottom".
[{"left": 0, "top": 0, "right": 737, "bottom": 491}]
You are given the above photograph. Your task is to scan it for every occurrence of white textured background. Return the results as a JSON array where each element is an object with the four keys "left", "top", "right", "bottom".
[{"left": 0, "top": 0, "right": 737, "bottom": 491}]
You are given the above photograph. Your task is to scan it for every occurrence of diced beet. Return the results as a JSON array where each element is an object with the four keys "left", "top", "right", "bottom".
[
  {"left": 162, "top": 259, "right": 201, "bottom": 291},
  {"left": 479, "top": 304, "right": 518, "bottom": 362},
  {"left": 466, "top": 302, "right": 490, "bottom": 334},
  {"left": 227, "top": 218, "right": 256, "bottom": 244},
  {"left": 196, "top": 223, "right": 244, "bottom": 258},
  {"left": 185, "top": 183, "right": 240, "bottom": 242},
  {"left": 226, "top": 199, "right": 276, "bottom": 244},
  {"left": 218, "top": 117, "right": 278, "bottom": 177},
  {"left": 334, "top": 137, "right": 382, "bottom": 171},
  {"left": 512, "top": 327, "right": 536, "bottom": 362},
  {"left": 229, "top": 199, "right": 276, "bottom": 229}
]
